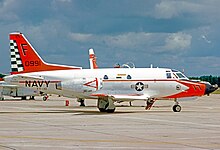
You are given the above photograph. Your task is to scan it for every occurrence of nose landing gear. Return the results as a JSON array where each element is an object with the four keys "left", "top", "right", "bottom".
[{"left": 172, "top": 99, "right": 181, "bottom": 112}]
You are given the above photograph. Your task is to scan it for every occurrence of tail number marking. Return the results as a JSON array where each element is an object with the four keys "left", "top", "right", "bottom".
[
  {"left": 25, "top": 80, "right": 50, "bottom": 88},
  {"left": 25, "top": 61, "right": 41, "bottom": 66}
]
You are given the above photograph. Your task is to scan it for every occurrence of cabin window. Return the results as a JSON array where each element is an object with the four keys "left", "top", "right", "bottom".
[
  {"left": 127, "top": 75, "right": 132, "bottom": 79},
  {"left": 104, "top": 75, "right": 108, "bottom": 80},
  {"left": 166, "top": 73, "right": 172, "bottom": 79}
]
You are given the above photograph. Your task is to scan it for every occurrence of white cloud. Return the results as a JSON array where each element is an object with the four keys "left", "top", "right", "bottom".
[
  {"left": 153, "top": 1, "right": 202, "bottom": 19},
  {"left": 69, "top": 32, "right": 154, "bottom": 49},
  {"left": 56, "top": 0, "right": 71, "bottom": 2},
  {"left": 164, "top": 32, "right": 192, "bottom": 51},
  {"left": 68, "top": 31, "right": 192, "bottom": 55},
  {"left": 0, "top": 0, "right": 18, "bottom": 21},
  {"left": 103, "top": 32, "right": 152, "bottom": 48},
  {"left": 69, "top": 33, "right": 93, "bottom": 42}
]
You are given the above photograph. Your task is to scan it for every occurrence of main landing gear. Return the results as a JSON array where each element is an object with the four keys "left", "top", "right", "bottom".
[
  {"left": 97, "top": 97, "right": 116, "bottom": 113},
  {"left": 43, "top": 95, "right": 49, "bottom": 101},
  {"left": 145, "top": 98, "right": 156, "bottom": 110},
  {"left": 21, "top": 96, "right": 27, "bottom": 100},
  {"left": 172, "top": 99, "right": 181, "bottom": 112}
]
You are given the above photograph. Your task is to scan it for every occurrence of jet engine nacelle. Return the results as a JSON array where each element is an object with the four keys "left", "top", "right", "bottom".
[{"left": 60, "top": 78, "right": 102, "bottom": 93}]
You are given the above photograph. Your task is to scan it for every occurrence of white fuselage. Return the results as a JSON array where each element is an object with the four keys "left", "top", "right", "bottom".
[{"left": 4, "top": 67, "right": 190, "bottom": 101}]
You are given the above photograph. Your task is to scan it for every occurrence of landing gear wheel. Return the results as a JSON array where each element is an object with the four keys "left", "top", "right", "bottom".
[
  {"left": 21, "top": 96, "right": 26, "bottom": 100},
  {"left": 43, "top": 95, "right": 48, "bottom": 101},
  {"left": 98, "top": 98, "right": 108, "bottom": 112},
  {"left": 97, "top": 97, "right": 116, "bottom": 113},
  {"left": 29, "top": 96, "right": 35, "bottom": 100},
  {"left": 106, "top": 108, "right": 115, "bottom": 113},
  {"left": 98, "top": 108, "right": 115, "bottom": 113},
  {"left": 173, "top": 105, "right": 181, "bottom": 112},
  {"left": 98, "top": 108, "right": 107, "bottom": 112}
]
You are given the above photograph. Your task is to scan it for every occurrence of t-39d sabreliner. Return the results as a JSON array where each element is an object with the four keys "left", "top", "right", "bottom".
[{"left": 4, "top": 32, "right": 218, "bottom": 112}]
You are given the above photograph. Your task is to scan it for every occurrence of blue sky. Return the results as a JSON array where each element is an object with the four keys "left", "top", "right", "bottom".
[{"left": 0, "top": 0, "right": 220, "bottom": 76}]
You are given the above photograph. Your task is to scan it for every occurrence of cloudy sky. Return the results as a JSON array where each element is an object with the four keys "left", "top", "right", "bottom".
[{"left": 0, "top": 0, "right": 220, "bottom": 76}]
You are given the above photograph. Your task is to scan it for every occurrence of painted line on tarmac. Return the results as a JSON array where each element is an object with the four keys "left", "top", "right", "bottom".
[
  {"left": 107, "top": 116, "right": 220, "bottom": 128},
  {"left": 0, "top": 135, "right": 195, "bottom": 146},
  {"left": 4, "top": 144, "right": 151, "bottom": 149}
]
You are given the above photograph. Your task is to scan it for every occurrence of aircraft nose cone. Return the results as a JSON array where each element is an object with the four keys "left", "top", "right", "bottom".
[{"left": 205, "top": 83, "right": 218, "bottom": 95}]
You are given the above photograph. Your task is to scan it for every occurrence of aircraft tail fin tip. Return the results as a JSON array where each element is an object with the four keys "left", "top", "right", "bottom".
[{"left": 89, "top": 48, "right": 98, "bottom": 69}]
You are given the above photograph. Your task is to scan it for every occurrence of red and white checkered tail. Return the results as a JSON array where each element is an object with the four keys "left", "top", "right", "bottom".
[{"left": 10, "top": 39, "right": 24, "bottom": 73}]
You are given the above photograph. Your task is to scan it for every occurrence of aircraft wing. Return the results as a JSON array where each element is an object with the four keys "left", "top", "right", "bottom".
[
  {"left": 15, "top": 74, "right": 44, "bottom": 80},
  {"left": 91, "top": 93, "right": 149, "bottom": 101},
  {"left": 0, "top": 84, "right": 18, "bottom": 88},
  {"left": 4, "top": 74, "right": 44, "bottom": 83}
]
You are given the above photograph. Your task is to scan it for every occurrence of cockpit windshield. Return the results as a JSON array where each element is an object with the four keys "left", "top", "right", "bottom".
[
  {"left": 176, "top": 73, "right": 186, "bottom": 79},
  {"left": 170, "top": 69, "right": 188, "bottom": 80}
]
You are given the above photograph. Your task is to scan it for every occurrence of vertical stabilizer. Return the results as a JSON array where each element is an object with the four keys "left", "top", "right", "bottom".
[{"left": 9, "top": 32, "right": 81, "bottom": 74}]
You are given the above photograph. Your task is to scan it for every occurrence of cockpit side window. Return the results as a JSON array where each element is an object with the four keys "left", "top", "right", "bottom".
[{"left": 171, "top": 69, "right": 188, "bottom": 80}]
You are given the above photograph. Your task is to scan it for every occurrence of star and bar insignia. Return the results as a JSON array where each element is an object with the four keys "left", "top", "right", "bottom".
[{"left": 135, "top": 82, "right": 144, "bottom": 91}]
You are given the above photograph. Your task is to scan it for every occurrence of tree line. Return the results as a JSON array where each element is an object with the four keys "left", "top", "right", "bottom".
[{"left": 189, "top": 76, "right": 220, "bottom": 86}]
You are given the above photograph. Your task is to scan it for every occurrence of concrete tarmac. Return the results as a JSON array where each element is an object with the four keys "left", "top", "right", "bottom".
[{"left": 0, "top": 95, "right": 220, "bottom": 150}]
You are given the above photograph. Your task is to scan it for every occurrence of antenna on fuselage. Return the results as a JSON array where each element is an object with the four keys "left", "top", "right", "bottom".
[{"left": 182, "top": 69, "right": 185, "bottom": 74}]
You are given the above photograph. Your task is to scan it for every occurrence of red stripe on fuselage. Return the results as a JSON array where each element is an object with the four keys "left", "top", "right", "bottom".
[{"left": 103, "top": 79, "right": 177, "bottom": 82}]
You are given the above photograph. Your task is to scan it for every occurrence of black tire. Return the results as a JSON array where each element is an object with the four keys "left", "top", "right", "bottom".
[
  {"left": 21, "top": 96, "right": 26, "bottom": 100},
  {"left": 173, "top": 105, "right": 181, "bottom": 112},
  {"left": 106, "top": 108, "right": 115, "bottom": 113},
  {"left": 98, "top": 108, "right": 107, "bottom": 112},
  {"left": 43, "top": 97, "right": 47, "bottom": 101}
]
